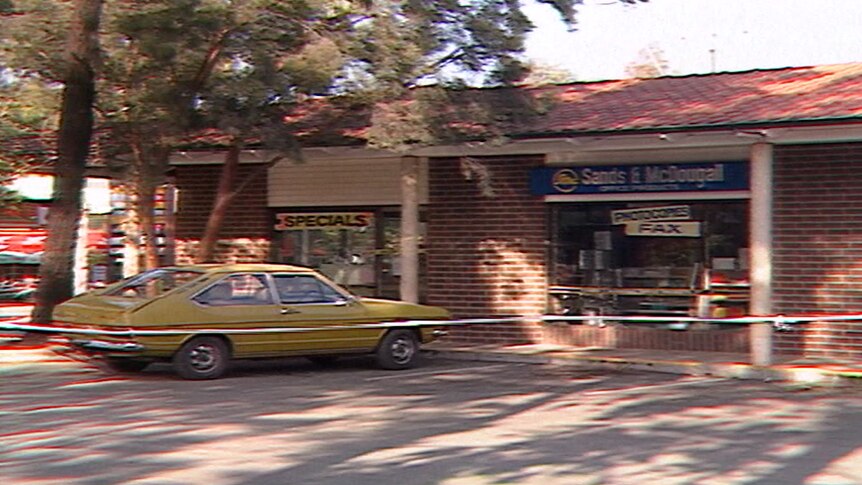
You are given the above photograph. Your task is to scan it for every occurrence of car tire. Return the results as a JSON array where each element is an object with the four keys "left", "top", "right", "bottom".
[
  {"left": 376, "top": 329, "right": 419, "bottom": 370},
  {"left": 105, "top": 358, "right": 149, "bottom": 373},
  {"left": 307, "top": 355, "right": 339, "bottom": 366},
  {"left": 172, "top": 336, "right": 230, "bottom": 380}
]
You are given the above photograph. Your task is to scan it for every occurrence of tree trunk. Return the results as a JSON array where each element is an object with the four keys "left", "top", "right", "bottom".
[
  {"left": 196, "top": 138, "right": 242, "bottom": 263},
  {"left": 31, "top": 0, "right": 102, "bottom": 324},
  {"left": 128, "top": 137, "right": 170, "bottom": 271}
]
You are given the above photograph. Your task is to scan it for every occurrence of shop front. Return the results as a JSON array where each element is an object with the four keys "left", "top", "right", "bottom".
[
  {"left": 532, "top": 161, "right": 751, "bottom": 323},
  {"left": 264, "top": 145, "right": 430, "bottom": 301},
  {"left": 269, "top": 208, "right": 418, "bottom": 299}
]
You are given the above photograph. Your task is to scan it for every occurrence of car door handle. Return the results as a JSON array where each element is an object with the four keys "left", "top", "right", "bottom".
[{"left": 280, "top": 308, "right": 300, "bottom": 315}]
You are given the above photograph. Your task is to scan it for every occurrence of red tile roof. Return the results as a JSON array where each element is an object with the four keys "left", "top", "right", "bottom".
[
  {"left": 19, "top": 63, "right": 862, "bottom": 155},
  {"left": 168, "top": 63, "right": 862, "bottom": 150},
  {"left": 514, "top": 63, "right": 862, "bottom": 136}
]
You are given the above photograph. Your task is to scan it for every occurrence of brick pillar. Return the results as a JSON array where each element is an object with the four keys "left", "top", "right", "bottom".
[{"left": 426, "top": 155, "right": 548, "bottom": 345}]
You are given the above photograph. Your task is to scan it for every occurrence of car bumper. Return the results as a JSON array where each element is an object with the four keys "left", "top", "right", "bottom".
[{"left": 70, "top": 339, "right": 146, "bottom": 352}]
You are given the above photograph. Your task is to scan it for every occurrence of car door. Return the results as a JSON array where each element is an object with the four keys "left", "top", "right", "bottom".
[
  {"left": 188, "top": 273, "right": 287, "bottom": 357},
  {"left": 271, "top": 273, "right": 381, "bottom": 352}
]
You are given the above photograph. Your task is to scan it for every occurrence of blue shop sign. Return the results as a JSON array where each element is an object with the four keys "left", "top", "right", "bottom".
[{"left": 530, "top": 161, "right": 749, "bottom": 196}]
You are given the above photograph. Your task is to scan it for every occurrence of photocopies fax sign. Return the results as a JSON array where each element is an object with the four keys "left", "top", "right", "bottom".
[
  {"left": 529, "top": 161, "right": 748, "bottom": 196},
  {"left": 612, "top": 205, "right": 701, "bottom": 238}
]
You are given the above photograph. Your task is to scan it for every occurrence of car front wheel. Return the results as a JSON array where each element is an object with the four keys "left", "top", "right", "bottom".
[
  {"left": 376, "top": 329, "right": 419, "bottom": 370},
  {"left": 172, "top": 336, "right": 230, "bottom": 380}
]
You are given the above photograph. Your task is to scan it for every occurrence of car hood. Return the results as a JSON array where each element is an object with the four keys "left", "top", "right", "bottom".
[
  {"left": 53, "top": 294, "right": 144, "bottom": 326},
  {"left": 359, "top": 298, "right": 450, "bottom": 320}
]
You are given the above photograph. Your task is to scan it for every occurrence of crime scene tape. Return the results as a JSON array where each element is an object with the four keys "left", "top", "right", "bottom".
[
  {"left": 0, "top": 311, "right": 851, "bottom": 337},
  {"left": 0, "top": 316, "right": 528, "bottom": 337}
]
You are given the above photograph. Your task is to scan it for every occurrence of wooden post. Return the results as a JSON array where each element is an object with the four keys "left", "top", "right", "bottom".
[
  {"left": 400, "top": 156, "right": 421, "bottom": 303},
  {"left": 749, "top": 141, "right": 774, "bottom": 366}
]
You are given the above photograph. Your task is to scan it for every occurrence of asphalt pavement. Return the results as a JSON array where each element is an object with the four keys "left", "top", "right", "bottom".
[{"left": 2, "top": 354, "right": 861, "bottom": 484}]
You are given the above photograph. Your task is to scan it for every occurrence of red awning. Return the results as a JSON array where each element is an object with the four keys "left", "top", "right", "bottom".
[{"left": 0, "top": 229, "right": 47, "bottom": 255}]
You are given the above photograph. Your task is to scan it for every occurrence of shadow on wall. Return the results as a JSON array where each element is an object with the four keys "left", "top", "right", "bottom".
[
  {"left": 443, "top": 237, "right": 546, "bottom": 345},
  {"left": 773, "top": 233, "right": 862, "bottom": 361}
]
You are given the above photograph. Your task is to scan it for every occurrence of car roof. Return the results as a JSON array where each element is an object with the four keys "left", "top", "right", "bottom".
[{"left": 166, "top": 263, "right": 318, "bottom": 274}]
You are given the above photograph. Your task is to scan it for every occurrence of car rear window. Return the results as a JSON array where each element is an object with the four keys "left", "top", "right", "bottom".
[{"left": 105, "top": 269, "right": 203, "bottom": 298}]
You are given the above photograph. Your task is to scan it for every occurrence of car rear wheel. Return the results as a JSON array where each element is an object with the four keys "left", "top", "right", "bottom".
[
  {"left": 376, "top": 329, "right": 419, "bottom": 370},
  {"left": 173, "top": 336, "right": 230, "bottom": 380},
  {"left": 105, "top": 358, "right": 149, "bottom": 373}
]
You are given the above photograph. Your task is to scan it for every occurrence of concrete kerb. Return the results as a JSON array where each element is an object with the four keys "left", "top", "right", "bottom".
[
  {"left": 2, "top": 330, "right": 860, "bottom": 386},
  {"left": 425, "top": 344, "right": 862, "bottom": 387}
]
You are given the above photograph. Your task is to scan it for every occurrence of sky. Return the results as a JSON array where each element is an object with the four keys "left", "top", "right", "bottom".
[{"left": 524, "top": 0, "right": 862, "bottom": 81}]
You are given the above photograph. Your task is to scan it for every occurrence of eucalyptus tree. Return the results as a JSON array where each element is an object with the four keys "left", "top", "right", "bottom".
[
  {"left": 1, "top": 0, "right": 102, "bottom": 324},
  {"left": 136, "top": 0, "right": 594, "bottom": 262},
  {"left": 0, "top": 73, "right": 60, "bottom": 205},
  {"left": 96, "top": 0, "right": 365, "bottom": 264},
  {"left": 0, "top": 0, "right": 648, "bottom": 321},
  {"left": 189, "top": 0, "right": 592, "bottom": 261}
]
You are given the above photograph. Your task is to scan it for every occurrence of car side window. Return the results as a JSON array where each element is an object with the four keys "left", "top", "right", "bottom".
[
  {"left": 192, "top": 274, "right": 273, "bottom": 306},
  {"left": 274, "top": 275, "right": 343, "bottom": 305}
]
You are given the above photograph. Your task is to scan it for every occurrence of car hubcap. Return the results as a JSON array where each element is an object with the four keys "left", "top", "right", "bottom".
[
  {"left": 189, "top": 344, "right": 218, "bottom": 372},
  {"left": 391, "top": 336, "right": 415, "bottom": 364}
]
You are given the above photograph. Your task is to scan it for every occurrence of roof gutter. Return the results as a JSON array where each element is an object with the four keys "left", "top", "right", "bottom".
[{"left": 507, "top": 116, "right": 862, "bottom": 140}]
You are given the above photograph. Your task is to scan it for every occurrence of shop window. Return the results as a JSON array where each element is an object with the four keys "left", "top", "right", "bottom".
[
  {"left": 273, "top": 213, "right": 376, "bottom": 286},
  {"left": 552, "top": 201, "right": 749, "bottom": 318},
  {"left": 271, "top": 209, "right": 427, "bottom": 301}
]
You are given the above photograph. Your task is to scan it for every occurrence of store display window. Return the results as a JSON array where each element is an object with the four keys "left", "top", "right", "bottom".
[
  {"left": 270, "top": 209, "right": 426, "bottom": 300},
  {"left": 272, "top": 211, "right": 377, "bottom": 292},
  {"left": 551, "top": 200, "right": 749, "bottom": 317}
]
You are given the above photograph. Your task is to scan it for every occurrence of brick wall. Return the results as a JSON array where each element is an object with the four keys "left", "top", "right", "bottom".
[
  {"left": 173, "top": 164, "right": 271, "bottom": 263},
  {"left": 426, "top": 156, "right": 548, "bottom": 345},
  {"left": 773, "top": 142, "right": 862, "bottom": 359},
  {"left": 544, "top": 323, "right": 750, "bottom": 353}
]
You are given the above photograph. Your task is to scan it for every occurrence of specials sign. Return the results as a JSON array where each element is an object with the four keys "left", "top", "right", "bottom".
[
  {"left": 529, "top": 161, "right": 748, "bottom": 196},
  {"left": 274, "top": 212, "right": 373, "bottom": 231}
]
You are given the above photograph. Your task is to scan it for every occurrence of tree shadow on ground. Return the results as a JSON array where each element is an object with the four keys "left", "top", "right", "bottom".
[{"left": 1, "top": 356, "right": 860, "bottom": 485}]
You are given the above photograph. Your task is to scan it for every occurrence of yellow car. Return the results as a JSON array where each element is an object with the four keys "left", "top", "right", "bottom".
[{"left": 51, "top": 264, "right": 450, "bottom": 379}]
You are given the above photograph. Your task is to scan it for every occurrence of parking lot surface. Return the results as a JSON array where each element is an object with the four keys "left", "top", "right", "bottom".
[{"left": 1, "top": 355, "right": 861, "bottom": 484}]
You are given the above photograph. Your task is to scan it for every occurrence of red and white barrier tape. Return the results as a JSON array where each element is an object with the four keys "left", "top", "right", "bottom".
[
  {"left": 0, "top": 316, "right": 527, "bottom": 337},
  {"left": 0, "top": 312, "right": 846, "bottom": 336}
]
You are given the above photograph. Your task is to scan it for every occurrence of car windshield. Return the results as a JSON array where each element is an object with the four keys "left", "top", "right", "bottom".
[{"left": 105, "top": 269, "right": 203, "bottom": 299}]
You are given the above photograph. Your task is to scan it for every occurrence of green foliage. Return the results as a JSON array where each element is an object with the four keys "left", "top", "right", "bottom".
[
  {"left": 0, "top": 0, "right": 650, "bottom": 158},
  {"left": 0, "top": 74, "right": 60, "bottom": 137},
  {"left": 625, "top": 42, "right": 670, "bottom": 79},
  {"left": 523, "top": 61, "right": 575, "bottom": 85},
  {"left": 0, "top": 72, "right": 59, "bottom": 207},
  {"left": 0, "top": 0, "right": 71, "bottom": 83}
]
